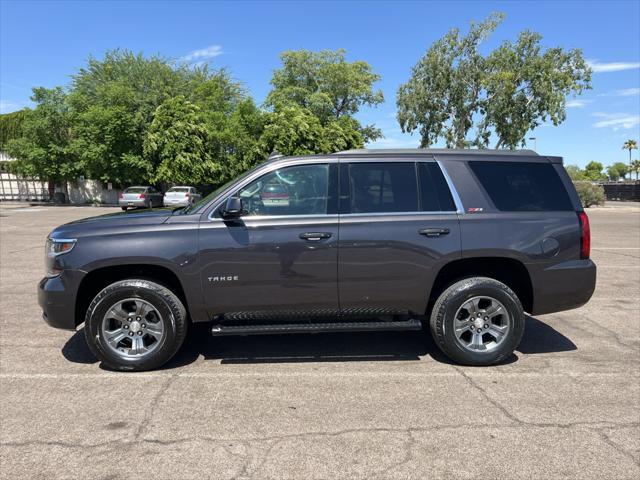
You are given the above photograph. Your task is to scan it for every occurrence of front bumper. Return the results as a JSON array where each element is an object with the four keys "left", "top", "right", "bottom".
[
  {"left": 530, "top": 259, "right": 597, "bottom": 315},
  {"left": 38, "top": 269, "right": 85, "bottom": 330}
]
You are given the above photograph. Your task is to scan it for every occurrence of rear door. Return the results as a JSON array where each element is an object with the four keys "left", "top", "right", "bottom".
[{"left": 337, "top": 158, "right": 462, "bottom": 317}]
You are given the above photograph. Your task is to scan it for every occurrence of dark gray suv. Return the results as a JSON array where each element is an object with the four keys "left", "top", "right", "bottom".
[{"left": 39, "top": 149, "right": 596, "bottom": 371}]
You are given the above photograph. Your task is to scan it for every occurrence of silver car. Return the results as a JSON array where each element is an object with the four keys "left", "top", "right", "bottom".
[
  {"left": 119, "top": 186, "right": 163, "bottom": 210},
  {"left": 163, "top": 186, "right": 201, "bottom": 207}
]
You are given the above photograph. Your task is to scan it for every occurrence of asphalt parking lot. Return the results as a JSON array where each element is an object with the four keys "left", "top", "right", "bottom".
[{"left": 0, "top": 203, "right": 639, "bottom": 479}]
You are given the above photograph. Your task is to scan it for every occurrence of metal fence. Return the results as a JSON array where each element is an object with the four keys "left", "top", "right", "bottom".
[{"left": 599, "top": 181, "right": 640, "bottom": 202}]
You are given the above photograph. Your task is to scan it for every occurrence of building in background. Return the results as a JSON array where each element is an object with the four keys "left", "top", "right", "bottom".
[{"left": 0, "top": 152, "right": 120, "bottom": 204}]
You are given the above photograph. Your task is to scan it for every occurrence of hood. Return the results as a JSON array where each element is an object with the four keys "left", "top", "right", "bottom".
[{"left": 50, "top": 207, "right": 175, "bottom": 239}]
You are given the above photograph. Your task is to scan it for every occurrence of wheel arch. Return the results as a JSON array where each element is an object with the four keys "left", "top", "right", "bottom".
[
  {"left": 428, "top": 257, "right": 534, "bottom": 315},
  {"left": 75, "top": 264, "right": 189, "bottom": 327}
]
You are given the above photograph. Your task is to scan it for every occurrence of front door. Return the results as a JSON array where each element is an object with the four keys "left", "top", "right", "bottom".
[
  {"left": 337, "top": 159, "right": 462, "bottom": 317},
  {"left": 199, "top": 162, "right": 339, "bottom": 322}
]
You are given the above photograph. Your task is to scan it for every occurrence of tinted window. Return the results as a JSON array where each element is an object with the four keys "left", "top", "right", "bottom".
[
  {"left": 169, "top": 187, "right": 190, "bottom": 193},
  {"left": 469, "top": 161, "right": 573, "bottom": 211},
  {"left": 348, "top": 163, "right": 418, "bottom": 213},
  {"left": 419, "top": 163, "right": 456, "bottom": 211},
  {"left": 236, "top": 164, "right": 330, "bottom": 216},
  {"left": 124, "top": 187, "right": 146, "bottom": 193}
]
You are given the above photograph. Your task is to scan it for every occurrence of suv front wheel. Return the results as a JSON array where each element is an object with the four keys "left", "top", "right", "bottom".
[
  {"left": 84, "top": 279, "right": 187, "bottom": 371},
  {"left": 429, "top": 277, "right": 525, "bottom": 366}
]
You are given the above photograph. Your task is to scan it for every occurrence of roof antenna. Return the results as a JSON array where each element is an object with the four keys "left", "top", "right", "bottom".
[{"left": 269, "top": 151, "right": 284, "bottom": 160}]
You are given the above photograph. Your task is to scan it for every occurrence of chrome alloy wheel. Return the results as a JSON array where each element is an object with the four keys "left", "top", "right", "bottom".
[
  {"left": 100, "top": 298, "right": 165, "bottom": 359},
  {"left": 452, "top": 296, "right": 511, "bottom": 352}
]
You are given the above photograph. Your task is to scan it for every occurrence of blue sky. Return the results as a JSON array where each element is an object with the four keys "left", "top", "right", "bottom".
[{"left": 1, "top": 0, "right": 639, "bottom": 167}]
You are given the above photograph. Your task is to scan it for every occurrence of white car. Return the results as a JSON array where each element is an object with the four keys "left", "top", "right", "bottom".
[{"left": 163, "top": 186, "right": 201, "bottom": 207}]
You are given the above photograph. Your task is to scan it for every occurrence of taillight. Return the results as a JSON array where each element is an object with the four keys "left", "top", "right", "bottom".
[
  {"left": 118, "top": 192, "right": 123, "bottom": 199},
  {"left": 185, "top": 193, "right": 190, "bottom": 197},
  {"left": 139, "top": 193, "right": 146, "bottom": 199},
  {"left": 578, "top": 211, "right": 590, "bottom": 259}
]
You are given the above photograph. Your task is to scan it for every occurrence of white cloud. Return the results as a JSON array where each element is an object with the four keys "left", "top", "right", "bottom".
[
  {"left": 367, "top": 135, "right": 419, "bottom": 149},
  {"left": 566, "top": 99, "right": 589, "bottom": 108},
  {"left": 587, "top": 60, "right": 640, "bottom": 73},
  {"left": 592, "top": 112, "right": 640, "bottom": 130},
  {"left": 0, "top": 100, "right": 26, "bottom": 113},
  {"left": 598, "top": 87, "right": 640, "bottom": 97},
  {"left": 612, "top": 88, "right": 640, "bottom": 97},
  {"left": 181, "top": 45, "right": 224, "bottom": 63}
]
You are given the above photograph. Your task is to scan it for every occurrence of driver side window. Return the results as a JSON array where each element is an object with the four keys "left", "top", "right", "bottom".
[{"left": 236, "top": 164, "right": 329, "bottom": 216}]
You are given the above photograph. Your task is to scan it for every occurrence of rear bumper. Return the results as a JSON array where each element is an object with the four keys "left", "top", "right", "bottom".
[
  {"left": 529, "top": 259, "right": 597, "bottom": 315},
  {"left": 163, "top": 198, "right": 189, "bottom": 206},
  {"left": 118, "top": 199, "right": 146, "bottom": 207},
  {"left": 38, "top": 269, "right": 85, "bottom": 330}
]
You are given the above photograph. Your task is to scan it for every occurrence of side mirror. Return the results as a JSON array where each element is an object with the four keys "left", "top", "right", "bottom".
[{"left": 222, "top": 196, "right": 243, "bottom": 219}]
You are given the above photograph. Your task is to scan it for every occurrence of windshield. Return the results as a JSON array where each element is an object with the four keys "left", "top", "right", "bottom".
[
  {"left": 124, "top": 187, "right": 146, "bottom": 193},
  {"left": 182, "top": 163, "right": 265, "bottom": 214},
  {"left": 168, "top": 187, "right": 190, "bottom": 193}
]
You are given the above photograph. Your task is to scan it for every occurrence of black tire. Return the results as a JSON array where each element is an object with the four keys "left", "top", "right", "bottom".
[
  {"left": 429, "top": 277, "right": 524, "bottom": 366},
  {"left": 84, "top": 279, "right": 188, "bottom": 371},
  {"left": 121, "top": 206, "right": 127, "bottom": 211}
]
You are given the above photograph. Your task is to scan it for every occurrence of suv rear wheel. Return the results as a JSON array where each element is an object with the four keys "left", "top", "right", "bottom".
[
  {"left": 429, "top": 277, "right": 524, "bottom": 366},
  {"left": 84, "top": 279, "right": 187, "bottom": 371}
]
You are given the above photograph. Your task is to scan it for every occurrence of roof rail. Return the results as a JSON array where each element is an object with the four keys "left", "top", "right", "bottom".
[{"left": 334, "top": 148, "right": 538, "bottom": 156}]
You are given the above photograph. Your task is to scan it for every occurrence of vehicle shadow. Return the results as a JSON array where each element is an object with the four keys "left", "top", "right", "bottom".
[{"left": 62, "top": 315, "right": 577, "bottom": 369}]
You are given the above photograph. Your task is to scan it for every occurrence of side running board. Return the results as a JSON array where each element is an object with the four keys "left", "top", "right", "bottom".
[{"left": 211, "top": 319, "right": 422, "bottom": 336}]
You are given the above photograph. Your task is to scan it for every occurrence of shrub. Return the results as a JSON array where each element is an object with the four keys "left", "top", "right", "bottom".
[{"left": 574, "top": 181, "right": 604, "bottom": 208}]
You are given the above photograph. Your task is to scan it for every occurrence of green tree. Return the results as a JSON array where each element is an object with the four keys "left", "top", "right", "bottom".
[
  {"left": 66, "top": 49, "right": 263, "bottom": 187},
  {"left": 630, "top": 159, "right": 640, "bottom": 180},
  {"left": 68, "top": 49, "right": 211, "bottom": 186},
  {"left": 565, "top": 164, "right": 586, "bottom": 181},
  {"left": 265, "top": 49, "right": 384, "bottom": 145},
  {"left": 606, "top": 162, "right": 629, "bottom": 181},
  {"left": 0, "top": 109, "right": 30, "bottom": 151},
  {"left": 622, "top": 139, "right": 637, "bottom": 177},
  {"left": 584, "top": 161, "right": 605, "bottom": 181},
  {"left": 396, "top": 13, "right": 591, "bottom": 148},
  {"left": 193, "top": 73, "right": 267, "bottom": 184},
  {"left": 144, "top": 96, "right": 217, "bottom": 185},
  {"left": 5, "top": 87, "right": 79, "bottom": 198},
  {"left": 260, "top": 104, "right": 364, "bottom": 156}
]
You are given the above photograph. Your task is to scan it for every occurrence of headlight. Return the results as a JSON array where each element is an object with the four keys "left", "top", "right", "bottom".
[
  {"left": 45, "top": 238, "right": 76, "bottom": 277},
  {"left": 46, "top": 238, "right": 77, "bottom": 257}
]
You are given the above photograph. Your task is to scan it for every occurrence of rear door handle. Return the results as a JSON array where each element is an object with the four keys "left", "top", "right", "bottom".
[
  {"left": 419, "top": 228, "right": 450, "bottom": 237},
  {"left": 299, "top": 232, "right": 333, "bottom": 241}
]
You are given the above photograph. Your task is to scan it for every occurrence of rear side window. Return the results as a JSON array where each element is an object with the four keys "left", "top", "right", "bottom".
[
  {"left": 469, "top": 161, "right": 573, "bottom": 211},
  {"left": 418, "top": 163, "right": 457, "bottom": 211},
  {"left": 348, "top": 163, "right": 418, "bottom": 213}
]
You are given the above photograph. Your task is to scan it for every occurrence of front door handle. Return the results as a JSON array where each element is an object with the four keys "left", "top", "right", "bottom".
[
  {"left": 419, "top": 228, "right": 450, "bottom": 237},
  {"left": 299, "top": 232, "right": 333, "bottom": 241}
]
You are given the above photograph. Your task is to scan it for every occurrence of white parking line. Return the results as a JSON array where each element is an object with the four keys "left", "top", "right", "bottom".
[
  {"left": 9, "top": 208, "right": 49, "bottom": 212},
  {"left": 597, "top": 266, "right": 640, "bottom": 268},
  {"left": 0, "top": 371, "right": 627, "bottom": 380}
]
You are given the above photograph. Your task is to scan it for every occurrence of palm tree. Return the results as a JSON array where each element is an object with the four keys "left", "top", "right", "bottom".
[
  {"left": 631, "top": 159, "right": 640, "bottom": 181},
  {"left": 622, "top": 139, "right": 638, "bottom": 180}
]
